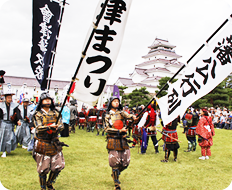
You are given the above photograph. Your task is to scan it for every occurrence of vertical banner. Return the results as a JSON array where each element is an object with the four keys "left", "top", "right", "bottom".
[
  {"left": 156, "top": 17, "right": 232, "bottom": 126},
  {"left": 113, "top": 84, "right": 120, "bottom": 99},
  {"left": 72, "top": 0, "right": 132, "bottom": 106},
  {"left": 30, "top": 0, "right": 61, "bottom": 90}
]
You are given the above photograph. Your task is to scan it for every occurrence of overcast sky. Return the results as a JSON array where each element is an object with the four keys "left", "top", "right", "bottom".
[{"left": 0, "top": 0, "right": 232, "bottom": 86}]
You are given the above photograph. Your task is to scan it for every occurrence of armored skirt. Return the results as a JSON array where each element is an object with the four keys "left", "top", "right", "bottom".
[
  {"left": 0, "top": 120, "right": 17, "bottom": 152},
  {"left": 15, "top": 120, "right": 31, "bottom": 147},
  {"left": 162, "top": 129, "right": 180, "bottom": 151}
]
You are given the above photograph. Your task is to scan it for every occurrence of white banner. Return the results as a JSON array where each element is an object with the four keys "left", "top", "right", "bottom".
[
  {"left": 157, "top": 16, "right": 232, "bottom": 126},
  {"left": 72, "top": 0, "right": 132, "bottom": 106}
]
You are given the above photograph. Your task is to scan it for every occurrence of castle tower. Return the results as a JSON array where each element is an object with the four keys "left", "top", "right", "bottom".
[{"left": 114, "top": 38, "right": 184, "bottom": 94}]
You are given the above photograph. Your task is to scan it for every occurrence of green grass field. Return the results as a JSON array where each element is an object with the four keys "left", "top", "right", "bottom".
[{"left": 0, "top": 126, "right": 232, "bottom": 190}]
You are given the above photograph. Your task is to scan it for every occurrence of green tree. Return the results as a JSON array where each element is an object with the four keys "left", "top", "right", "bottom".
[
  {"left": 192, "top": 81, "right": 229, "bottom": 108},
  {"left": 155, "top": 77, "right": 178, "bottom": 98},
  {"left": 127, "top": 87, "right": 150, "bottom": 108},
  {"left": 224, "top": 73, "right": 232, "bottom": 88},
  {"left": 118, "top": 86, "right": 128, "bottom": 106}
]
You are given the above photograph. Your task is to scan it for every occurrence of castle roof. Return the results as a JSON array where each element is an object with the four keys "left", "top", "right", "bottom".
[
  {"left": 145, "top": 67, "right": 170, "bottom": 73},
  {"left": 116, "top": 77, "right": 157, "bottom": 88},
  {"left": 141, "top": 76, "right": 162, "bottom": 83},
  {"left": 166, "top": 59, "right": 185, "bottom": 67},
  {"left": 103, "top": 84, "right": 114, "bottom": 93},
  {"left": 4, "top": 76, "right": 70, "bottom": 89},
  {"left": 149, "top": 38, "right": 176, "bottom": 49},
  {"left": 142, "top": 49, "right": 182, "bottom": 59},
  {"left": 129, "top": 68, "right": 148, "bottom": 76}
]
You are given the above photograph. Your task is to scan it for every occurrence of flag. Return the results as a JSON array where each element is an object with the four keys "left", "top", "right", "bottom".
[
  {"left": 72, "top": 0, "right": 132, "bottom": 106},
  {"left": 156, "top": 16, "right": 232, "bottom": 126},
  {"left": 30, "top": 0, "right": 61, "bottom": 90},
  {"left": 19, "top": 85, "right": 26, "bottom": 103},
  {"left": 67, "top": 82, "right": 76, "bottom": 102},
  {"left": 113, "top": 85, "right": 120, "bottom": 99}
]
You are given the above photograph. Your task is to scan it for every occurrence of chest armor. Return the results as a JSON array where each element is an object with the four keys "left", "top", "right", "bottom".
[
  {"left": 110, "top": 111, "right": 124, "bottom": 130},
  {"left": 36, "top": 110, "right": 58, "bottom": 139},
  {"left": 0, "top": 102, "right": 18, "bottom": 120}
]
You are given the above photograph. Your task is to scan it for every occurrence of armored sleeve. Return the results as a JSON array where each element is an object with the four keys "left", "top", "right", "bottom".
[
  {"left": 33, "top": 111, "right": 49, "bottom": 132},
  {"left": 121, "top": 111, "right": 134, "bottom": 120},
  {"left": 104, "top": 113, "right": 112, "bottom": 133}
]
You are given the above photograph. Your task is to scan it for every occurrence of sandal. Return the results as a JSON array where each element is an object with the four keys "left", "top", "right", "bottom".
[{"left": 161, "top": 159, "right": 169, "bottom": 162}]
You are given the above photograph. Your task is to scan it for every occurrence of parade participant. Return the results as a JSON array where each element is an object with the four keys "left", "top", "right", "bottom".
[
  {"left": 138, "top": 104, "right": 159, "bottom": 154},
  {"left": 0, "top": 90, "right": 21, "bottom": 157},
  {"left": 105, "top": 96, "right": 137, "bottom": 190},
  {"left": 69, "top": 100, "right": 78, "bottom": 133},
  {"left": 184, "top": 108, "right": 199, "bottom": 152},
  {"left": 96, "top": 107, "right": 106, "bottom": 136},
  {"left": 87, "top": 105, "right": 97, "bottom": 132},
  {"left": 131, "top": 106, "right": 143, "bottom": 149},
  {"left": 60, "top": 104, "right": 70, "bottom": 137},
  {"left": 161, "top": 116, "right": 180, "bottom": 162},
  {"left": 15, "top": 98, "right": 33, "bottom": 149},
  {"left": 33, "top": 92, "right": 66, "bottom": 190},
  {"left": 196, "top": 108, "right": 215, "bottom": 160},
  {"left": 78, "top": 107, "right": 87, "bottom": 130},
  {"left": 124, "top": 106, "right": 131, "bottom": 136}
]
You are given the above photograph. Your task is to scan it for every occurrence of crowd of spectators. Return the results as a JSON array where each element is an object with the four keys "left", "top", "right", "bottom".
[{"left": 208, "top": 107, "right": 232, "bottom": 129}]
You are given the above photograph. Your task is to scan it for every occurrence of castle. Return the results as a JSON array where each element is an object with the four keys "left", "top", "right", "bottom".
[{"left": 114, "top": 38, "right": 184, "bottom": 94}]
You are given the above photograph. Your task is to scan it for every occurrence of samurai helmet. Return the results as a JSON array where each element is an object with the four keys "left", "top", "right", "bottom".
[
  {"left": 36, "top": 92, "right": 55, "bottom": 111},
  {"left": 107, "top": 96, "right": 123, "bottom": 112}
]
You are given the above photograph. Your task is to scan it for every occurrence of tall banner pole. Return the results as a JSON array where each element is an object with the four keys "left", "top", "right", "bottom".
[
  {"left": 56, "top": 0, "right": 110, "bottom": 124},
  {"left": 47, "top": 0, "right": 67, "bottom": 91},
  {"left": 136, "top": 14, "right": 231, "bottom": 118}
]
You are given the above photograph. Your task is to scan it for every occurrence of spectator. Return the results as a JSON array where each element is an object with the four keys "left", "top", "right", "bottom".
[
  {"left": 212, "top": 115, "right": 219, "bottom": 128},
  {"left": 219, "top": 113, "right": 226, "bottom": 129}
]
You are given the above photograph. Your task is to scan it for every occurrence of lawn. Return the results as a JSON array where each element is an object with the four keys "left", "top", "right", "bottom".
[{"left": 0, "top": 126, "right": 232, "bottom": 190}]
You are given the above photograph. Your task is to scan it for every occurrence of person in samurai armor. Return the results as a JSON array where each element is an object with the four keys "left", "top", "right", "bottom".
[
  {"left": 69, "top": 100, "right": 78, "bottom": 133},
  {"left": 33, "top": 92, "right": 66, "bottom": 190},
  {"left": 15, "top": 98, "right": 33, "bottom": 149},
  {"left": 196, "top": 108, "right": 215, "bottom": 160},
  {"left": 96, "top": 107, "right": 106, "bottom": 136},
  {"left": 138, "top": 104, "right": 159, "bottom": 154},
  {"left": 78, "top": 107, "right": 87, "bottom": 130},
  {"left": 161, "top": 116, "right": 180, "bottom": 162},
  {"left": 0, "top": 90, "right": 21, "bottom": 157},
  {"left": 131, "top": 106, "right": 143, "bottom": 148},
  {"left": 105, "top": 96, "right": 137, "bottom": 190},
  {"left": 184, "top": 108, "right": 199, "bottom": 152},
  {"left": 87, "top": 105, "right": 98, "bottom": 132}
]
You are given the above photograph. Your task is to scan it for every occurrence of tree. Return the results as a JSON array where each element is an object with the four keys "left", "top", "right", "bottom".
[
  {"left": 192, "top": 81, "right": 229, "bottom": 108},
  {"left": 118, "top": 86, "right": 128, "bottom": 106},
  {"left": 155, "top": 77, "right": 178, "bottom": 98},
  {"left": 126, "top": 87, "right": 151, "bottom": 108},
  {"left": 224, "top": 73, "right": 232, "bottom": 88}
]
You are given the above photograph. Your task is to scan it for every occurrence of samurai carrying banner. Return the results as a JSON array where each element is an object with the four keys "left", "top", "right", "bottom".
[
  {"left": 72, "top": 0, "right": 132, "bottom": 106},
  {"left": 157, "top": 14, "right": 232, "bottom": 126},
  {"left": 30, "top": 0, "right": 61, "bottom": 90}
]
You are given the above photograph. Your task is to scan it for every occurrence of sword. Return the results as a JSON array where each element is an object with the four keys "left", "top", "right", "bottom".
[{"left": 157, "top": 129, "right": 181, "bottom": 143}]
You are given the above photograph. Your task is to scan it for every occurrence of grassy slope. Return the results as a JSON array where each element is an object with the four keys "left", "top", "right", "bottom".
[{"left": 0, "top": 126, "right": 232, "bottom": 190}]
